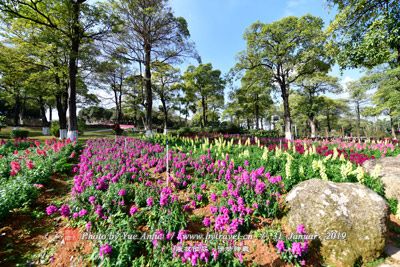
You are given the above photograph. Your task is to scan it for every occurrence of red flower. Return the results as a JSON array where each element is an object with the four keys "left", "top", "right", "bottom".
[
  {"left": 26, "top": 160, "right": 35, "bottom": 170},
  {"left": 10, "top": 161, "right": 21, "bottom": 175}
]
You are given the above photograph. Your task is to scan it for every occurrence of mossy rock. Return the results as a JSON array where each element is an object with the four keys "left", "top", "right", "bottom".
[{"left": 286, "top": 179, "right": 388, "bottom": 267}]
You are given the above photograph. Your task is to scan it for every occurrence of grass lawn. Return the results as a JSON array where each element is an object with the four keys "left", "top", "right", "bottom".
[{"left": 0, "top": 126, "right": 116, "bottom": 142}]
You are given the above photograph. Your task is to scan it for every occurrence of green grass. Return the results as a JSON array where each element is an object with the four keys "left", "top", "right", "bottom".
[{"left": 0, "top": 126, "right": 115, "bottom": 142}]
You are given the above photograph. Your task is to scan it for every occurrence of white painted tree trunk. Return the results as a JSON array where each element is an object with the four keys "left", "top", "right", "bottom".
[
  {"left": 42, "top": 127, "right": 50, "bottom": 136},
  {"left": 145, "top": 130, "right": 153, "bottom": 137},
  {"left": 67, "top": 130, "right": 78, "bottom": 141},
  {"left": 59, "top": 129, "right": 68, "bottom": 140}
]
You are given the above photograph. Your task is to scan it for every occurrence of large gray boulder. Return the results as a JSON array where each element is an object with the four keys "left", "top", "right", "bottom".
[
  {"left": 286, "top": 179, "right": 388, "bottom": 267},
  {"left": 363, "top": 154, "right": 400, "bottom": 201}
]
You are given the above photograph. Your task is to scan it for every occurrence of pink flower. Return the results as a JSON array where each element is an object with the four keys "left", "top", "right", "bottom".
[
  {"left": 59, "top": 204, "right": 70, "bottom": 217},
  {"left": 118, "top": 189, "right": 126, "bottom": 196},
  {"left": 46, "top": 205, "right": 58, "bottom": 215},
  {"left": 129, "top": 205, "right": 138, "bottom": 216},
  {"left": 26, "top": 160, "right": 35, "bottom": 169},
  {"left": 79, "top": 209, "right": 88, "bottom": 217},
  {"left": 276, "top": 240, "right": 285, "bottom": 252},
  {"left": 203, "top": 217, "right": 211, "bottom": 227},
  {"left": 86, "top": 222, "right": 92, "bottom": 231},
  {"left": 210, "top": 193, "right": 217, "bottom": 202},
  {"left": 296, "top": 224, "right": 306, "bottom": 235},
  {"left": 99, "top": 244, "right": 112, "bottom": 257},
  {"left": 147, "top": 197, "right": 154, "bottom": 207}
]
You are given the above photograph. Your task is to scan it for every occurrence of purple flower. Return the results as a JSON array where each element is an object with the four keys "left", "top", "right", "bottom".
[
  {"left": 73, "top": 212, "right": 79, "bottom": 219},
  {"left": 254, "top": 179, "right": 266, "bottom": 194},
  {"left": 88, "top": 196, "right": 96, "bottom": 205},
  {"left": 79, "top": 209, "right": 88, "bottom": 217},
  {"left": 99, "top": 244, "right": 112, "bottom": 258},
  {"left": 200, "top": 183, "right": 206, "bottom": 190},
  {"left": 296, "top": 224, "right": 306, "bottom": 235},
  {"left": 46, "top": 205, "right": 58, "bottom": 216},
  {"left": 203, "top": 217, "right": 211, "bottom": 227},
  {"left": 86, "top": 222, "right": 92, "bottom": 231},
  {"left": 146, "top": 197, "right": 154, "bottom": 207},
  {"left": 291, "top": 242, "right": 302, "bottom": 256},
  {"left": 118, "top": 189, "right": 126, "bottom": 196},
  {"left": 196, "top": 194, "right": 203, "bottom": 202},
  {"left": 210, "top": 193, "right": 217, "bottom": 202},
  {"left": 276, "top": 240, "right": 285, "bottom": 252},
  {"left": 129, "top": 205, "right": 139, "bottom": 216},
  {"left": 59, "top": 204, "right": 70, "bottom": 217},
  {"left": 166, "top": 232, "right": 175, "bottom": 241}
]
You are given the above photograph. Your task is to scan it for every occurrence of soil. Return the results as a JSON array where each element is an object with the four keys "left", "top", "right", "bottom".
[{"left": 0, "top": 175, "right": 92, "bottom": 266}]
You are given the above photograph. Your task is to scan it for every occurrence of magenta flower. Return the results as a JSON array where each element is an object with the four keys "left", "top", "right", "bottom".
[
  {"left": 146, "top": 197, "right": 154, "bottom": 207},
  {"left": 59, "top": 204, "right": 70, "bottom": 217},
  {"left": 203, "top": 217, "right": 211, "bottom": 227},
  {"left": 79, "top": 209, "right": 88, "bottom": 217},
  {"left": 86, "top": 222, "right": 92, "bottom": 231},
  {"left": 291, "top": 242, "right": 303, "bottom": 256},
  {"left": 210, "top": 193, "right": 217, "bottom": 202},
  {"left": 46, "top": 205, "right": 58, "bottom": 215},
  {"left": 129, "top": 205, "right": 139, "bottom": 216},
  {"left": 296, "top": 224, "right": 306, "bottom": 235},
  {"left": 99, "top": 244, "right": 112, "bottom": 257},
  {"left": 276, "top": 240, "right": 285, "bottom": 252},
  {"left": 118, "top": 189, "right": 126, "bottom": 196},
  {"left": 88, "top": 196, "right": 96, "bottom": 205}
]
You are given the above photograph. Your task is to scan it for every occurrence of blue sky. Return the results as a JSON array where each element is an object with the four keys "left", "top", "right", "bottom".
[{"left": 169, "top": 0, "right": 364, "bottom": 90}]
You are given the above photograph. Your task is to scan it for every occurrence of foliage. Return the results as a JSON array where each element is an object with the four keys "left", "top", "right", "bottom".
[
  {"left": 10, "top": 129, "right": 29, "bottom": 139},
  {"left": 236, "top": 15, "right": 332, "bottom": 139},
  {"left": 327, "top": 0, "right": 400, "bottom": 69},
  {"left": 0, "top": 139, "right": 78, "bottom": 220}
]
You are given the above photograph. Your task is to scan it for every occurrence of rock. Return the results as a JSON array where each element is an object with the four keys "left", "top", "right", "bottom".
[
  {"left": 286, "top": 179, "right": 389, "bottom": 267},
  {"left": 363, "top": 154, "right": 400, "bottom": 201},
  {"left": 385, "top": 244, "right": 400, "bottom": 262}
]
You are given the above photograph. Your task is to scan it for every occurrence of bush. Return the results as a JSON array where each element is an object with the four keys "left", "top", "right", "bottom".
[
  {"left": 10, "top": 129, "right": 29, "bottom": 139},
  {"left": 247, "top": 129, "right": 280, "bottom": 138},
  {"left": 0, "top": 115, "right": 6, "bottom": 131},
  {"left": 51, "top": 121, "right": 60, "bottom": 137}
]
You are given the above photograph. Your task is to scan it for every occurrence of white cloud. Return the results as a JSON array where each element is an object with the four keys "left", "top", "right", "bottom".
[{"left": 284, "top": 0, "right": 309, "bottom": 16}]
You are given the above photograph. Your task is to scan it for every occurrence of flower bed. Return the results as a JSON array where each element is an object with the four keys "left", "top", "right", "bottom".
[
  {"left": 50, "top": 136, "right": 391, "bottom": 266},
  {"left": 0, "top": 139, "right": 80, "bottom": 220}
]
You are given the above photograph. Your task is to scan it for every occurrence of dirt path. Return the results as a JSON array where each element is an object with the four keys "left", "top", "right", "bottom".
[{"left": 0, "top": 176, "right": 73, "bottom": 266}]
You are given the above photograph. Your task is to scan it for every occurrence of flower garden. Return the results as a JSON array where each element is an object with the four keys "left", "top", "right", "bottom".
[{"left": 11, "top": 135, "right": 393, "bottom": 266}]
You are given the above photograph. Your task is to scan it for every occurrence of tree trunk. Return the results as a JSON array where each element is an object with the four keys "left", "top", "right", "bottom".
[
  {"left": 14, "top": 94, "right": 21, "bottom": 127},
  {"left": 326, "top": 112, "right": 332, "bottom": 133},
  {"left": 260, "top": 118, "right": 263, "bottom": 130},
  {"left": 39, "top": 98, "right": 49, "bottom": 127},
  {"left": 309, "top": 117, "right": 316, "bottom": 138},
  {"left": 161, "top": 98, "right": 168, "bottom": 129},
  {"left": 49, "top": 104, "right": 52, "bottom": 124},
  {"left": 255, "top": 94, "right": 260, "bottom": 130},
  {"left": 144, "top": 43, "right": 152, "bottom": 132},
  {"left": 390, "top": 115, "right": 397, "bottom": 139},
  {"left": 281, "top": 83, "right": 292, "bottom": 139},
  {"left": 246, "top": 118, "right": 250, "bottom": 130},
  {"left": 201, "top": 95, "right": 206, "bottom": 128},
  {"left": 67, "top": 0, "right": 82, "bottom": 141},
  {"left": 356, "top": 102, "right": 361, "bottom": 140}
]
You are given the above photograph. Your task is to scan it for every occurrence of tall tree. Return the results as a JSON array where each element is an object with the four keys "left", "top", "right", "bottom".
[
  {"left": 95, "top": 55, "right": 131, "bottom": 124},
  {"left": 327, "top": 0, "right": 400, "bottom": 68},
  {"left": 347, "top": 80, "right": 370, "bottom": 139},
  {"left": 236, "top": 15, "right": 330, "bottom": 139},
  {"left": 182, "top": 63, "right": 225, "bottom": 128},
  {"left": 295, "top": 73, "right": 341, "bottom": 137},
  {"left": 0, "top": 0, "right": 108, "bottom": 140},
  {"left": 111, "top": 0, "right": 196, "bottom": 134},
  {"left": 152, "top": 61, "right": 180, "bottom": 130}
]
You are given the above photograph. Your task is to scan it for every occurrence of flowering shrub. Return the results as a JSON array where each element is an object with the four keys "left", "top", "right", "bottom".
[
  {"left": 0, "top": 139, "right": 79, "bottom": 220},
  {"left": 274, "top": 225, "right": 309, "bottom": 266}
]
